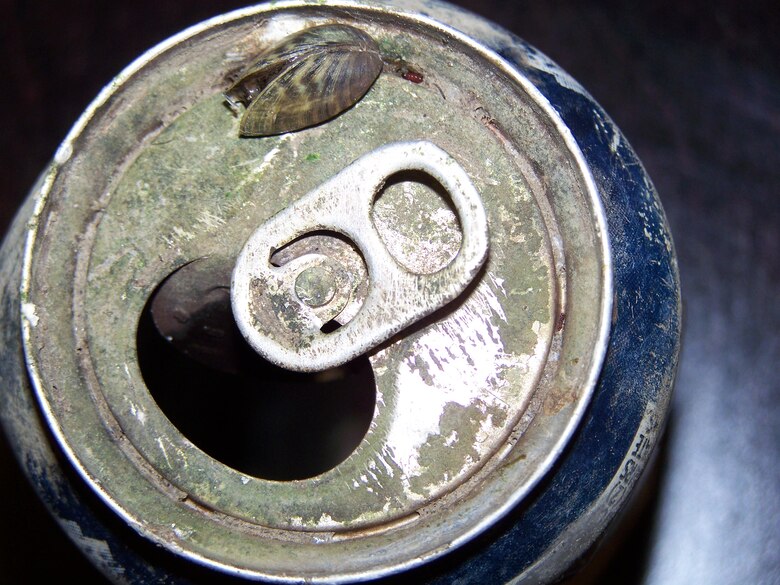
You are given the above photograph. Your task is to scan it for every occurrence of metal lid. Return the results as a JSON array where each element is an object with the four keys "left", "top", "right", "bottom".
[{"left": 21, "top": 1, "right": 611, "bottom": 581}]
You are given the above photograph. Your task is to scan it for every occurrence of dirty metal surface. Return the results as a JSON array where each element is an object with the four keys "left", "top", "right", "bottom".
[{"left": 14, "top": 1, "right": 610, "bottom": 581}]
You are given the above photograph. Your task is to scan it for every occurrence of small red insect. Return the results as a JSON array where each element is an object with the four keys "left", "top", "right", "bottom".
[{"left": 402, "top": 69, "right": 424, "bottom": 83}]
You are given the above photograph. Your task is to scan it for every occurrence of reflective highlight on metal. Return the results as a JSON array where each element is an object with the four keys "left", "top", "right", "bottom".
[{"left": 0, "top": 1, "right": 680, "bottom": 584}]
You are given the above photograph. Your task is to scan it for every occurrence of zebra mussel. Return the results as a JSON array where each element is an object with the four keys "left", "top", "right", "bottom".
[{"left": 225, "top": 24, "right": 383, "bottom": 137}]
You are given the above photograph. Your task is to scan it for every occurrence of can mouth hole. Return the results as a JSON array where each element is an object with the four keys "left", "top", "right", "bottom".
[
  {"left": 372, "top": 170, "right": 463, "bottom": 274},
  {"left": 136, "top": 273, "right": 376, "bottom": 481}
]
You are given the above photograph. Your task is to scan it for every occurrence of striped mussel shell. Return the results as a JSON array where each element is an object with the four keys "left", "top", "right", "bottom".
[{"left": 225, "top": 24, "right": 383, "bottom": 137}]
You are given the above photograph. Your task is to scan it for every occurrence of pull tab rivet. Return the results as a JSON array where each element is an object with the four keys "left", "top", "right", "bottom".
[{"left": 295, "top": 265, "right": 337, "bottom": 308}]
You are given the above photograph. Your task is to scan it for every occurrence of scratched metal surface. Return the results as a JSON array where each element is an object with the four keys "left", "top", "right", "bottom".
[{"left": 0, "top": 1, "right": 778, "bottom": 584}]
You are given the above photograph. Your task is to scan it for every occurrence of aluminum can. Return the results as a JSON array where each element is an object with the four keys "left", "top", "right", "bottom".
[{"left": 0, "top": 1, "right": 680, "bottom": 583}]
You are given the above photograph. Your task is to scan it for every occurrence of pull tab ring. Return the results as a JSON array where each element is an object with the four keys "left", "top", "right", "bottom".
[{"left": 231, "top": 141, "right": 489, "bottom": 371}]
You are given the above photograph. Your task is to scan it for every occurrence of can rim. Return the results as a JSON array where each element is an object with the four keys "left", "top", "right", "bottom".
[{"left": 20, "top": 1, "right": 612, "bottom": 582}]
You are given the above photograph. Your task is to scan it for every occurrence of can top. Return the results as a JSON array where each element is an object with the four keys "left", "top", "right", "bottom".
[{"left": 21, "top": 1, "right": 611, "bottom": 581}]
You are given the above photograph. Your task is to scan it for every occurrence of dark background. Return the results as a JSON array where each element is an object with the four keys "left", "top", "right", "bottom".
[{"left": 1, "top": 1, "right": 778, "bottom": 583}]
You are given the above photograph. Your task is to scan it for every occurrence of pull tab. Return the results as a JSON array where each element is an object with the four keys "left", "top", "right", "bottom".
[{"left": 231, "top": 141, "right": 489, "bottom": 372}]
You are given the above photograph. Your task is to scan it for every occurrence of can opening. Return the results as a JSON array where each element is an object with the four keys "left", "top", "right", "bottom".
[{"left": 136, "top": 283, "right": 376, "bottom": 481}]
